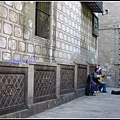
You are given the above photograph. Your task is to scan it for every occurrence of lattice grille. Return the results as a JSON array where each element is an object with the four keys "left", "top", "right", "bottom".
[
  {"left": 34, "top": 70, "right": 56, "bottom": 102},
  {"left": 0, "top": 74, "right": 25, "bottom": 109},
  {"left": 61, "top": 70, "right": 74, "bottom": 89},
  {"left": 60, "top": 66, "right": 74, "bottom": 94},
  {"left": 77, "top": 66, "right": 87, "bottom": 89},
  {"left": 89, "top": 65, "right": 96, "bottom": 75}
]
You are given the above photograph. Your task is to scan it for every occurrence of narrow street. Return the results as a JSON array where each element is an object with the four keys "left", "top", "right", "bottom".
[
  {"left": 0, "top": 1, "right": 120, "bottom": 119},
  {"left": 28, "top": 87, "right": 120, "bottom": 119}
]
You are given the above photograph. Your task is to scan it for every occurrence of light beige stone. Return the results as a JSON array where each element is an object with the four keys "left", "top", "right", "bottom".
[
  {"left": 59, "top": 51, "right": 62, "bottom": 58},
  {"left": 28, "top": 65, "right": 34, "bottom": 104},
  {"left": 61, "top": 43, "right": 65, "bottom": 49},
  {"left": 3, "top": 52, "right": 11, "bottom": 60},
  {"left": 28, "top": 44, "right": 34, "bottom": 53},
  {"left": 0, "top": 36, "right": 7, "bottom": 48},
  {"left": 56, "top": 41, "right": 60, "bottom": 48},
  {"left": 9, "top": 10, "right": 18, "bottom": 23},
  {"left": 4, "top": 1, "right": 13, "bottom": 6},
  {"left": 35, "top": 46, "right": 41, "bottom": 55},
  {"left": 54, "top": 50, "right": 57, "bottom": 58},
  {"left": 0, "top": 6, "right": 7, "bottom": 18},
  {"left": 36, "top": 58, "right": 43, "bottom": 62},
  {"left": 3, "top": 23, "right": 12, "bottom": 35},
  {"left": 14, "top": 26, "right": 22, "bottom": 37},
  {"left": 19, "top": 42, "right": 25, "bottom": 52},
  {"left": 19, "top": 14, "right": 25, "bottom": 25},
  {"left": 24, "top": 30, "right": 30, "bottom": 40},
  {"left": 28, "top": 20, "right": 32, "bottom": 28},
  {"left": 9, "top": 39, "right": 17, "bottom": 50},
  {"left": 0, "top": 22, "right": 1, "bottom": 30},
  {"left": 13, "top": 54, "right": 21, "bottom": 60},
  {"left": 23, "top": 55, "right": 29, "bottom": 60},
  {"left": 42, "top": 47, "right": 47, "bottom": 56},
  {"left": 66, "top": 44, "right": 69, "bottom": 51},
  {"left": 14, "top": 2, "right": 23, "bottom": 11}
]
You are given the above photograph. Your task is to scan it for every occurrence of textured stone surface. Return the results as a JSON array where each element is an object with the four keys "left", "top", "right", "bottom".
[
  {"left": 98, "top": 1, "right": 120, "bottom": 87},
  {"left": 0, "top": 1, "right": 97, "bottom": 64},
  {"left": 28, "top": 87, "right": 120, "bottom": 119},
  {"left": 2, "top": 52, "right": 11, "bottom": 60},
  {"left": 35, "top": 45, "right": 41, "bottom": 55},
  {"left": 27, "top": 44, "right": 34, "bottom": 53},
  {"left": 0, "top": 36, "right": 7, "bottom": 48},
  {"left": 14, "top": 26, "right": 22, "bottom": 38},
  {"left": 0, "top": 6, "right": 7, "bottom": 19},
  {"left": 8, "top": 39, "right": 17, "bottom": 50},
  {"left": 0, "top": 1, "right": 105, "bottom": 117},
  {"left": 4, "top": 1, "right": 13, "bottom": 7},
  {"left": 0, "top": 87, "right": 85, "bottom": 118},
  {"left": 3, "top": 23, "right": 12, "bottom": 35},
  {"left": 18, "top": 42, "right": 25, "bottom": 53},
  {"left": 13, "top": 53, "right": 21, "bottom": 60},
  {"left": 9, "top": 10, "right": 18, "bottom": 23},
  {"left": 14, "top": 2, "right": 23, "bottom": 11}
]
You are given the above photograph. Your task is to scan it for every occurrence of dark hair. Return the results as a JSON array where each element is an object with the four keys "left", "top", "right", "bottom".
[
  {"left": 95, "top": 68, "right": 98, "bottom": 71},
  {"left": 98, "top": 65, "right": 100, "bottom": 66}
]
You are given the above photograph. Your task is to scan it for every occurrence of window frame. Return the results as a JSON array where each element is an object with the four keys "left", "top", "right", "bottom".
[{"left": 35, "top": 2, "right": 51, "bottom": 39}]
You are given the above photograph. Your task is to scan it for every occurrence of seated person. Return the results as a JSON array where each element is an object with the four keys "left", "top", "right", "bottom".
[
  {"left": 85, "top": 74, "right": 97, "bottom": 96},
  {"left": 90, "top": 74, "right": 98, "bottom": 93},
  {"left": 93, "top": 68, "right": 107, "bottom": 93}
]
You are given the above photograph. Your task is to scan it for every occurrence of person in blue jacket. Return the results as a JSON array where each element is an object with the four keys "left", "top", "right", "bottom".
[{"left": 93, "top": 68, "right": 107, "bottom": 93}]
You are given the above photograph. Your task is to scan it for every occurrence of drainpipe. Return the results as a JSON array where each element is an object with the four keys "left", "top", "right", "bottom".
[{"left": 49, "top": 2, "right": 54, "bottom": 63}]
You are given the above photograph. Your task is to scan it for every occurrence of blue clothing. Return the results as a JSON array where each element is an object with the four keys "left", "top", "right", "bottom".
[
  {"left": 97, "top": 82, "right": 106, "bottom": 91},
  {"left": 91, "top": 81, "right": 98, "bottom": 92},
  {"left": 86, "top": 74, "right": 97, "bottom": 94},
  {"left": 98, "top": 68, "right": 102, "bottom": 75},
  {"left": 93, "top": 71, "right": 107, "bottom": 92}
]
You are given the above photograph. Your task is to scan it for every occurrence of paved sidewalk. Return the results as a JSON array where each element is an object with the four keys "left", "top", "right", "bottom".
[{"left": 27, "top": 87, "right": 120, "bottom": 119}]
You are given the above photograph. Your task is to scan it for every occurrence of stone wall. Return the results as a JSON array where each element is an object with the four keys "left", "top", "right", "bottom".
[
  {"left": 0, "top": 1, "right": 98, "bottom": 65},
  {"left": 98, "top": 1, "right": 120, "bottom": 87},
  {"left": 0, "top": 1, "right": 99, "bottom": 118},
  {"left": 54, "top": 2, "right": 97, "bottom": 64}
]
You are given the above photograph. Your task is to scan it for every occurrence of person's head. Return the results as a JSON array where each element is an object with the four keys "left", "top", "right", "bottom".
[
  {"left": 95, "top": 68, "right": 99, "bottom": 72},
  {"left": 98, "top": 64, "right": 101, "bottom": 68}
]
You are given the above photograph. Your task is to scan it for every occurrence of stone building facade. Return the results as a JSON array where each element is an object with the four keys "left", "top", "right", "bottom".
[
  {"left": 0, "top": 1, "right": 103, "bottom": 118},
  {"left": 98, "top": 1, "right": 120, "bottom": 88}
]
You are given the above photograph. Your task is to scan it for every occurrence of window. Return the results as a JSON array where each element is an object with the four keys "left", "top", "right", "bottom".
[{"left": 35, "top": 2, "right": 51, "bottom": 39}]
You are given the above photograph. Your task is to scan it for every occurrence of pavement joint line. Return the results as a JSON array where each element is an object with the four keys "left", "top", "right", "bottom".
[{"left": 104, "top": 97, "right": 120, "bottom": 100}]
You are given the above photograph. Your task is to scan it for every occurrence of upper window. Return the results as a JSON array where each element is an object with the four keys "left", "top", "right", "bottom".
[{"left": 35, "top": 2, "right": 51, "bottom": 39}]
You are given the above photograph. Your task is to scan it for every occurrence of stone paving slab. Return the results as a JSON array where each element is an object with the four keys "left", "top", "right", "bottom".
[{"left": 27, "top": 87, "right": 120, "bottom": 119}]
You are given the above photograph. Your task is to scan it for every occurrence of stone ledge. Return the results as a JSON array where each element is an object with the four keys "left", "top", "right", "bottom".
[{"left": 0, "top": 88, "right": 85, "bottom": 118}]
